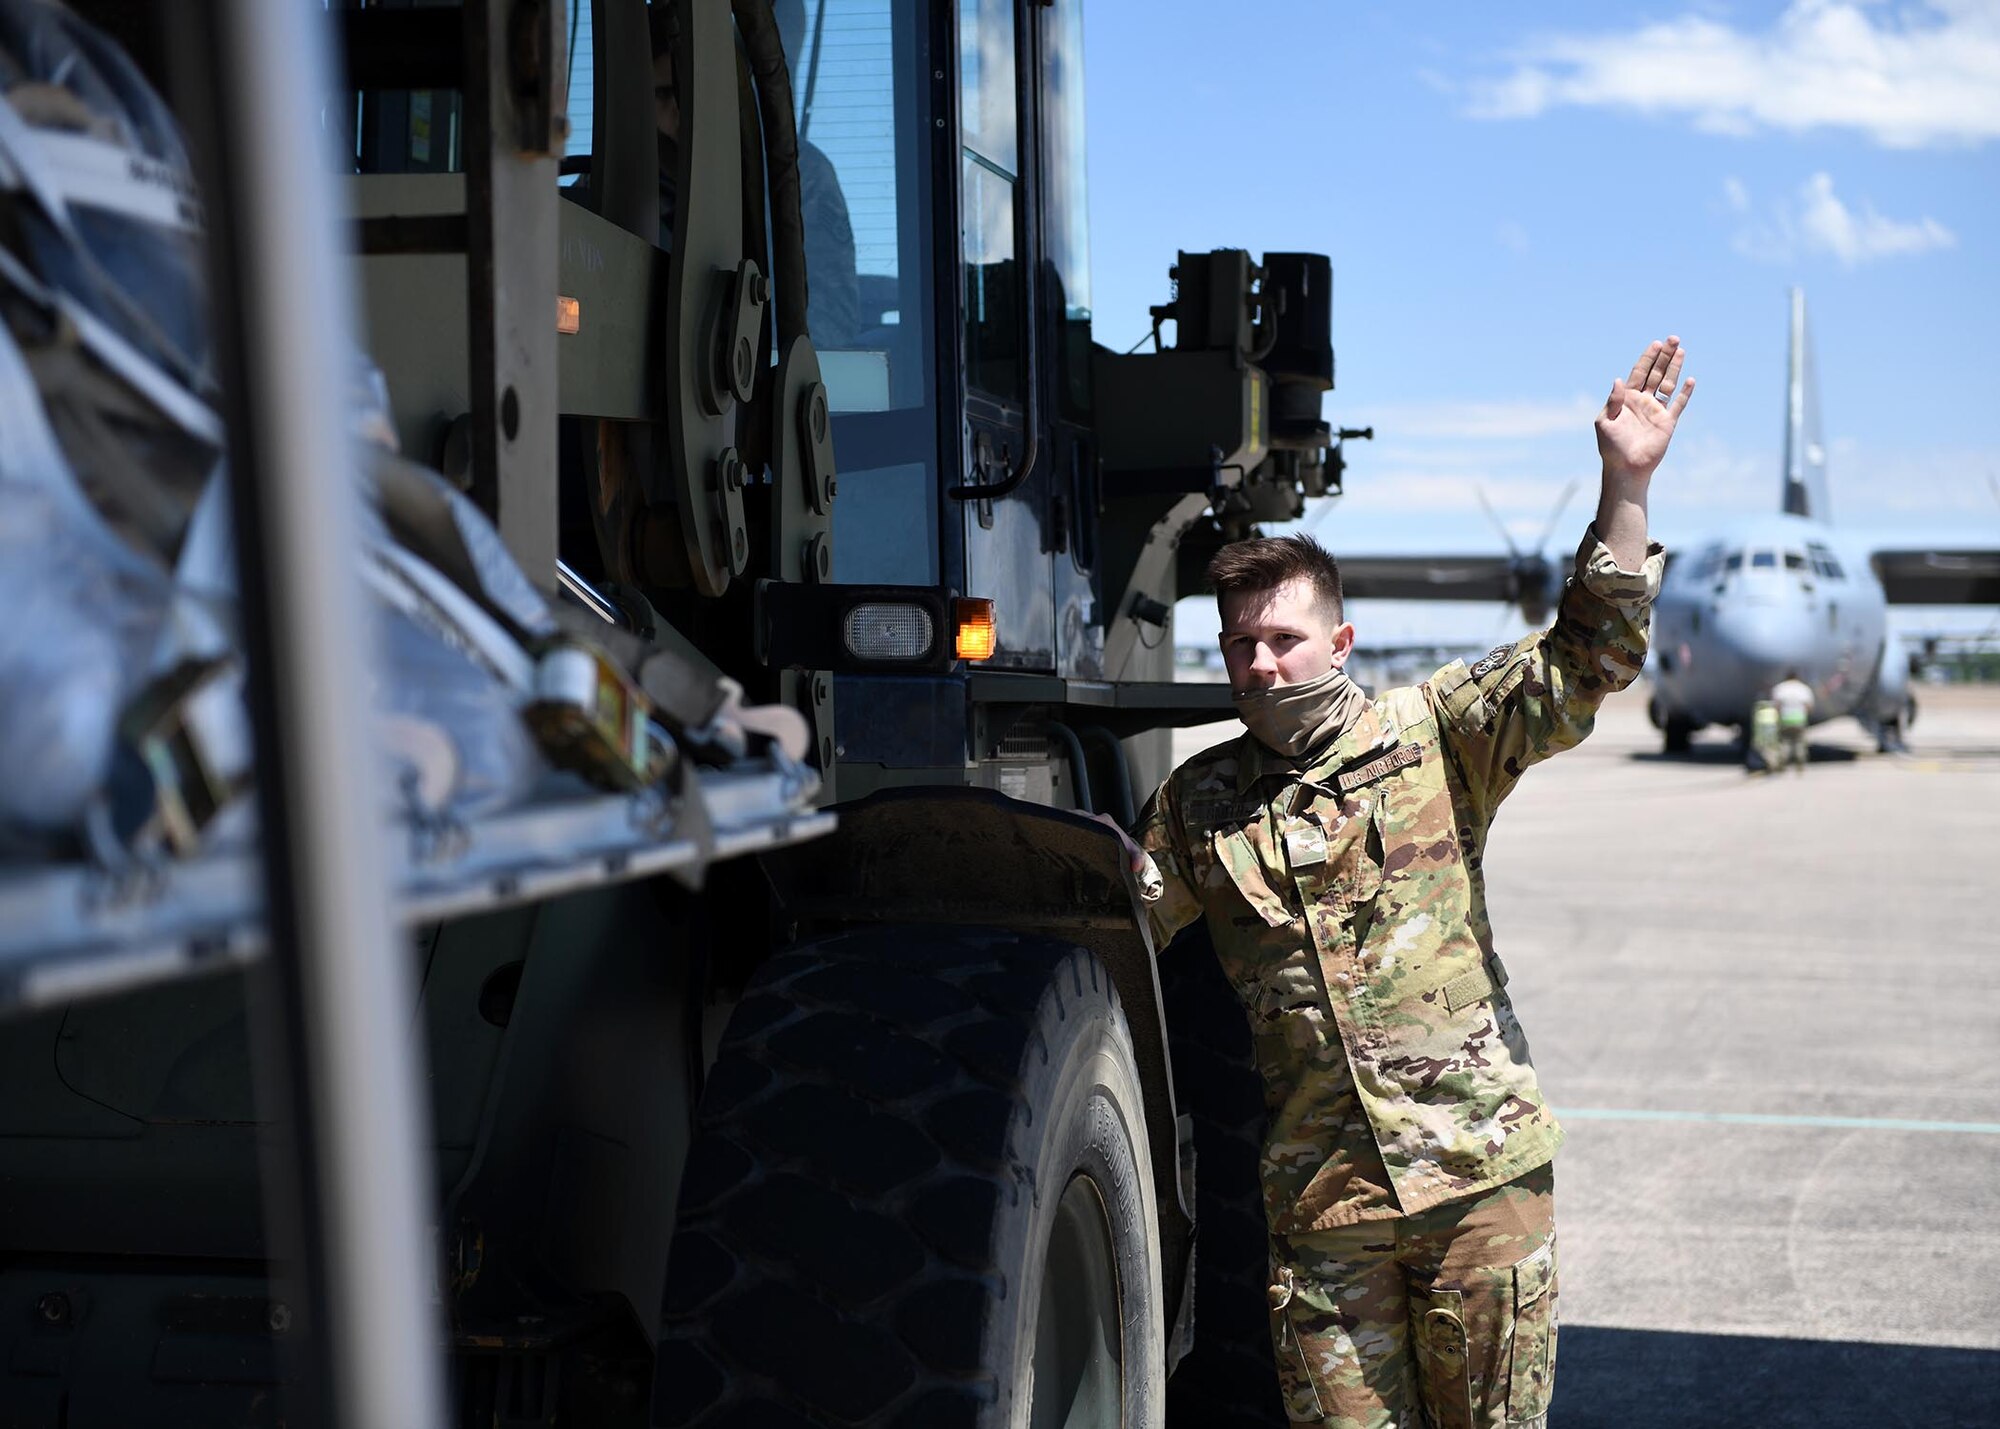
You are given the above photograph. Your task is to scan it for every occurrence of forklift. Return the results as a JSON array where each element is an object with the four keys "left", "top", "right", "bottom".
[{"left": 0, "top": 2, "right": 1364, "bottom": 1424}]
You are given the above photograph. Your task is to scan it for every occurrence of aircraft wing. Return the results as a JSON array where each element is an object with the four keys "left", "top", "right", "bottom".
[
  {"left": 1869, "top": 549, "right": 2000, "bottom": 604},
  {"left": 1336, "top": 555, "right": 1518, "bottom": 603}
]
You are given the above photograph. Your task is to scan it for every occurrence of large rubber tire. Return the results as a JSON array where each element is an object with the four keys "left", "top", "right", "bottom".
[
  {"left": 1663, "top": 715, "right": 1694, "bottom": 754},
  {"left": 1157, "top": 927, "right": 1287, "bottom": 1427},
  {"left": 653, "top": 926, "right": 1164, "bottom": 1428}
]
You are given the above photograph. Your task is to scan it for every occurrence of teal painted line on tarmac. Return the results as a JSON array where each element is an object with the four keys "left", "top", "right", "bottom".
[{"left": 1555, "top": 1107, "right": 2000, "bottom": 1136}]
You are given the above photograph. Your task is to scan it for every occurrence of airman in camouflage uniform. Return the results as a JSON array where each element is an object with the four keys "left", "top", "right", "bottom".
[{"left": 1133, "top": 339, "right": 1692, "bottom": 1427}]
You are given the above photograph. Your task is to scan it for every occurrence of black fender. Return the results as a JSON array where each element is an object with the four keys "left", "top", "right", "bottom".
[{"left": 759, "top": 787, "right": 1195, "bottom": 1361}]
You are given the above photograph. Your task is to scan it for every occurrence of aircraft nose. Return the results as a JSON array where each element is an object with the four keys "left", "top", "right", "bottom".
[{"left": 1708, "top": 601, "right": 1816, "bottom": 688}]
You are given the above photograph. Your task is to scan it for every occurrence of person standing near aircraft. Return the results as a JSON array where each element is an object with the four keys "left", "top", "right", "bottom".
[
  {"left": 1750, "top": 696, "right": 1782, "bottom": 773},
  {"left": 1770, "top": 670, "right": 1815, "bottom": 772},
  {"left": 1126, "top": 338, "right": 1692, "bottom": 1428}
]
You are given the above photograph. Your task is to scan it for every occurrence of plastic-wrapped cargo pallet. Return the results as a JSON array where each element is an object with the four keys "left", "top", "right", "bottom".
[
  {"left": 0, "top": 0, "right": 826, "bottom": 1000},
  {"left": 0, "top": 11, "right": 559, "bottom": 856}
]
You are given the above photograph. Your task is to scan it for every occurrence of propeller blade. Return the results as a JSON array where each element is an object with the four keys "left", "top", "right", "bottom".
[
  {"left": 1534, "top": 479, "right": 1581, "bottom": 555},
  {"left": 1475, "top": 485, "right": 1523, "bottom": 560}
]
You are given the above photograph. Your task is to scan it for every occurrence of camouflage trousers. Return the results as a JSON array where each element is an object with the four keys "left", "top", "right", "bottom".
[{"left": 1266, "top": 1163, "right": 1558, "bottom": 1429}]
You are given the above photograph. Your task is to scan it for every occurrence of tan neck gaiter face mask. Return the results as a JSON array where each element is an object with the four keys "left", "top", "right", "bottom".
[{"left": 1232, "top": 664, "right": 1369, "bottom": 761}]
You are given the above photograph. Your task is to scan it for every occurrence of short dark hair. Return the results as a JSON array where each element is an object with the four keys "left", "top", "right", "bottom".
[{"left": 1205, "top": 533, "right": 1344, "bottom": 625}]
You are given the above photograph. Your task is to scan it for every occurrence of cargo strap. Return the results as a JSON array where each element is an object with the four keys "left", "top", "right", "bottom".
[
  {"left": 526, "top": 638, "right": 674, "bottom": 791},
  {"left": 100, "top": 657, "right": 253, "bottom": 859}
]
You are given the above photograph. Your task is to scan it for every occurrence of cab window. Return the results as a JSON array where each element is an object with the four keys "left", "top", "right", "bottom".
[
  {"left": 960, "top": 0, "right": 1021, "bottom": 402},
  {"left": 1751, "top": 551, "right": 1777, "bottom": 570},
  {"left": 772, "top": 0, "right": 941, "bottom": 584},
  {"left": 1041, "top": 0, "right": 1091, "bottom": 419}
]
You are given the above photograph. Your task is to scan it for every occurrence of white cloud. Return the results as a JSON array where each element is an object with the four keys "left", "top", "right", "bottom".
[
  {"left": 1658, "top": 433, "right": 1773, "bottom": 517},
  {"left": 1468, "top": 2, "right": 2000, "bottom": 148},
  {"left": 1828, "top": 444, "right": 2000, "bottom": 517},
  {"left": 1727, "top": 173, "right": 1956, "bottom": 266},
  {"left": 1326, "top": 472, "right": 1582, "bottom": 516},
  {"left": 1796, "top": 172, "right": 1956, "bottom": 264},
  {"left": 1648, "top": 432, "right": 2000, "bottom": 528},
  {"left": 1365, "top": 394, "right": 1601, "bottom": 442}
]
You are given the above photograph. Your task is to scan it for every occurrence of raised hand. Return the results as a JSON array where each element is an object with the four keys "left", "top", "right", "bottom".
[{"left": 1596, "top": 337, "right": 1694, "bottom": 482}]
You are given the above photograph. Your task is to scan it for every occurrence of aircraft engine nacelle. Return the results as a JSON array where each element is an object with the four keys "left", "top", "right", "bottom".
[{"left": 1512, "top": 555, "right": 1560, "bottom": 628}]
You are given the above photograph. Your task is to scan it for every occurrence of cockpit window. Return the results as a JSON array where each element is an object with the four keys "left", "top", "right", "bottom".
[
  {"left": 1751, "top": 551, "right": 1777, "bottom": 569},
  {"left": 1784, "top": 551, "right": 1807, "bottom": 572},
  {"left": 1724, "top": 552, "right": 1744, "bottom": 572},
  {"left": 1809, "top": 545, "right": 1847, "bottom": 581}
]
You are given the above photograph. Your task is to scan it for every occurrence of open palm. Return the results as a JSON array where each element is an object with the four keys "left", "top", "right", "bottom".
[{"left": 1596, "top": 337, "right": 1694, "bottom": 481}]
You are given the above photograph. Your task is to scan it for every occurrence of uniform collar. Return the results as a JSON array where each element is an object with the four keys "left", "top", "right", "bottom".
[{"left": 1234, "top": 695, "right": 1400, "bottom": 797}]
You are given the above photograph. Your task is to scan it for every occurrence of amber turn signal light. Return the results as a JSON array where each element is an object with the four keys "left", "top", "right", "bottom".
[{"left": 954, "top": 598, "right": 997, "bottom": 662}]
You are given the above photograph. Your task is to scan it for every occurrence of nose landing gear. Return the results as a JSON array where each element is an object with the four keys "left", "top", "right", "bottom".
[{"left": 1649, "top": 696, "right": 1697, "bottom": 754}]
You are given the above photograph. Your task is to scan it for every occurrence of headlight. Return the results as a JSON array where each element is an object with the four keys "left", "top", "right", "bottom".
[{"left": 843, "top": 603, "right": 937, "bottom": 662}]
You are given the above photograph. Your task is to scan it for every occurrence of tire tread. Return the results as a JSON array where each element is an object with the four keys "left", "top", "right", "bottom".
[{"left": 654, "top": 928, "right": 1135, "bottom": 1427}]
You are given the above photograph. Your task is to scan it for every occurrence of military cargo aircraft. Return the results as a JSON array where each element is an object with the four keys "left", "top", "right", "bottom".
[{"left": 1332, "top": 290, "right": 2000, "bottom": 755}]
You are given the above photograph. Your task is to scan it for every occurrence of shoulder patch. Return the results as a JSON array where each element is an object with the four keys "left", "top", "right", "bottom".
[{"left": 1471, "top": 643, "right": 1513, "bottom": 679}]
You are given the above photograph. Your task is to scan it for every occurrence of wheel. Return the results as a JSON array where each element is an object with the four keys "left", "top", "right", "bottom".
[
  {"left": 1877, "top": 714, "right": 1906, "bottom": 754},
  {"left": 1157, "top": 925, "right": 1288, "bottom": 1427},
  {"left": 653, "top": 926, "right": 1164, "bottom": 1428},
  {"left": 1663, "top": 715, "right": 1693, "bottom": 754}
]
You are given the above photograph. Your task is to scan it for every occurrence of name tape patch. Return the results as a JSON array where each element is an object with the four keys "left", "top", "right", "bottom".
[
  {"left": 1186, "top": 798, "right": 1243, "bottom": 829},
  {"left": 1336, "top": 742, "right": 1422, "bottom": 793}
]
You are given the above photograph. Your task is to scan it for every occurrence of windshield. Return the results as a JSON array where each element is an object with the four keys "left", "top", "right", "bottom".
[
  {"left": 355, "top": 0, "right": 943, "bottom": 587},
  {"left": 572, "top": 0, "right": 940, "bottom": 578}
]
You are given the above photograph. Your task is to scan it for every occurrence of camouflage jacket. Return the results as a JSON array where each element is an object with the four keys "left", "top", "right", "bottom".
[{"left": 1136, "top": 528, "right": 1664, "bottom": 1233}]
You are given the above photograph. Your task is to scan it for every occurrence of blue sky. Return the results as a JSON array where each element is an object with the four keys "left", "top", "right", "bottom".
[{"left": 1079, "top": 1, "right": 2000, "bottom": 646}]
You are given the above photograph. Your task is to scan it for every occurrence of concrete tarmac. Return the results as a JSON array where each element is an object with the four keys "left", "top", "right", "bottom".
[{"left": 1171, "top": 682, "right": 2000, "bottom": 1428}]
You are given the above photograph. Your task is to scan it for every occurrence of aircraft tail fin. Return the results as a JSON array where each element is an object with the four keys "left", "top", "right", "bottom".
[{"left": 1782, "top": 286, "right": 1830, "bottom": 522}]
